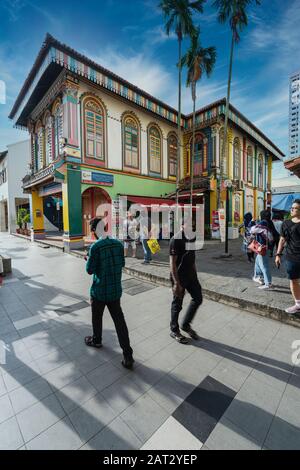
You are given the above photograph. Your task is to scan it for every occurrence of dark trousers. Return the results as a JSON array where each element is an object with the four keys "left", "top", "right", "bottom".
[
  {"left": 91, "top": 298, "right": 133, "bottom": 357},
  {"left": 171, "top": 277, "right": 203, "bottom": 333}
]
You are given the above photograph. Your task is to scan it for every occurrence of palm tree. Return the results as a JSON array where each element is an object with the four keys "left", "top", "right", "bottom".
[
  {"left": 159, "top": 0, "right": 206, "bottom": 208},
  {"left": 181, "top": 28, "right": 216, "bottom": 208},
  {"left": 212, "top": 0, "right": 261, "bottom": 205}
]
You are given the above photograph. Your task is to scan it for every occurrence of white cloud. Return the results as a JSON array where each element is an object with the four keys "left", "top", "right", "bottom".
[
  {"left": 1, "top": 0, "right": 26, "bottom": 21},
  {"left": 246, "top": 0, "right": 300, "bottom": 73},
  {"left": 0, "top": 80, "right": 6, "bottom": 105},
  {"left": 88, "top": 47, "right": 176, "bottom": 103}
]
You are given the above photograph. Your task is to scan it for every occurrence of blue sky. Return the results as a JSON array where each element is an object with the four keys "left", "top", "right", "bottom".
[{"left": 0, "top": 0, "right": 298, "bottom": 179}]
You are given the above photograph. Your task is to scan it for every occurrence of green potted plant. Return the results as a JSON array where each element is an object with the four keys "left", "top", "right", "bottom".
[
  {"left": 23, "top": 212, "right": 31, "bottom": 236},
  {"left": 16, "top": 208, "right": 27, "bottom": 235}
]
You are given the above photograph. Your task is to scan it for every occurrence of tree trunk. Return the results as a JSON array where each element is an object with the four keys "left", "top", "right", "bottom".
[
  {"left": 223, "top": 33, "right": 235, "bottom": 183},
  {"left": 223, "top": 33, "right": 235, "bottom": 254},
  {"left": 176, "top": 37, "right": 182, "bottom": 210},
  {"left": 190, "top": 81, "right": 196, "bottom": 213}
]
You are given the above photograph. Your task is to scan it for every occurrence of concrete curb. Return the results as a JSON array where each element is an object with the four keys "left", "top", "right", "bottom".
[
  {"left": 11, "top": 233, "right": 300, "bottom": 329},
  {"left": 123, "top": 266, "right": 300, "bottom": 329},
  {"left": 12, "top": 233, "right": 64, "bottom": 252}
]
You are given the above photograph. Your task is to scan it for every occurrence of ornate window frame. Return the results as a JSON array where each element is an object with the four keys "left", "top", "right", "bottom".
[
  {"left": 147, "top": 123, "right": 163, "bottom": 176},
  {"left": 43, "top": 110, "right": 54, "bottom": 166},
  {"left": 247, "top": 145, "right": 254, "bottom": 183},
  {"left": 81, "top": 94, "right": 107, "bottom": 166},
  {"left": 258, "top": 154, "right": 264, "bottom": 189},
  {"left": 52, "top": 99, "right": 63, "bottom": 160},
  {"left": 167, "top": 132, "right": 178, "bottom": 179},
  {"left": 122, "top": 112, "right": 140, "bottom": 173},
  {"left": 188, "top": 132, "right": 206, "bottom": 177},
  {"left": 233, "top": 137, "right": 241, "bottom": 180},
  {"left": 35, "top": 121, "right": 44, "bottom": 171}
]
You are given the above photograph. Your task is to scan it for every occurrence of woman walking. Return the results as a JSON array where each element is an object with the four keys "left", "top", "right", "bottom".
[
  {"left": 276, "top": 200, "right": 300, "bottom": 314},
  {"left": 242, "top": 212, "right": 256, "bottom": 262},
  {"left": 251, "top": 210, "right": 274, "bottom": 290}
]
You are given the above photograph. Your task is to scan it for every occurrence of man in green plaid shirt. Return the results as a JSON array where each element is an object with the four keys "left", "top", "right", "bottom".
[{"left": 85, "top": 218, "right": 134, "bottom": 369}]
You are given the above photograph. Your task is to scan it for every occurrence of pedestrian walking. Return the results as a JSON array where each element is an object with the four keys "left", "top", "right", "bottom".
[
  {"left": 241, "top": 212, "right": 256, "bottom": 262},
  {"left": 264, "top": 210, "right": 280, "bottom": 258},
  {"left": 276, "top": 200, "right": 300, "bottom": 314},
  {"left": 271, "top": 212, "right": 284, "bottom": 256},
  {"left": 123, "top": 212, "right": 138, "bottom": 258},
  {"left": 139, "top": 213, "right": 152, "bottom": 264},
  {"left": 250, "top": 210, "right": 274, "bottom": 290},
  {"left": 169, "top": 218, "right": 202, "bottom": 343},
  {"left": 85, "top": 218, "right": 134, "bottom": 369}
]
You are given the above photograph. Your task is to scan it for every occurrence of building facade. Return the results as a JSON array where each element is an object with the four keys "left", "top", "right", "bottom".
[
  {"left": 289, "top": 71, "right": 300, "bottom": 158},
  {"left": 0, "top": 141, "right": 30, "bottom": 233},
  {"left": 9, "top": 35, "right": 284, "bottom": 250}
]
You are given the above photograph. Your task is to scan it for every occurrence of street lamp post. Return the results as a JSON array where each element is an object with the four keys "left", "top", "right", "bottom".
[{"left": 224, "top": 179, "right": 232, "bottom": 256}]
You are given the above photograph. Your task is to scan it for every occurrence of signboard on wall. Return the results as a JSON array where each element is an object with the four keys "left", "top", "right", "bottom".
[
  {"left": 218, "top": 208, "right": 226, "bottom": 243},
  {"left": 211, "top": 210, "right": 220, "bottom": 239},
  {"left": 112, "top": 198, "right": 120, "bottom": 239},
  {"left": 82, "top": 170, "right": 114, "bottom": 187},
  {"left": 38, "top": 183, "right": 62, "bottom": 198}
]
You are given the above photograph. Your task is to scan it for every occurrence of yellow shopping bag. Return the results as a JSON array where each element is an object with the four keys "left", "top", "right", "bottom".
[{"left": 147, "top": 239, "right": 160, "bottom": 255}]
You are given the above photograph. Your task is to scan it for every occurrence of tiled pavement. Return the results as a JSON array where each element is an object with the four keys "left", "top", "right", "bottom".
[{"left": 1, "top": 233, "right": 300, "bottom": 450}]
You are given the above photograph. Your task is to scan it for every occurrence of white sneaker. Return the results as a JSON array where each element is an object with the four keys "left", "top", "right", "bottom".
[
  {"left": 252, "top": 276, "right": 264, "bottom": 285},
  {"left": 285, "top": 305, "right": 300, "bottom": 314},
  {"left": 258, "top": 284, "right": 273, "bottom": 290}
]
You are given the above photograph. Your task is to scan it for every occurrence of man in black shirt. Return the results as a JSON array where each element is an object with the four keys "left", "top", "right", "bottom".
[
  {"left": 276, "top": 199, "right": 300, "bottom": 314},
  {"left": 169, "top": 219, "right": 203, "bottom": 343}
]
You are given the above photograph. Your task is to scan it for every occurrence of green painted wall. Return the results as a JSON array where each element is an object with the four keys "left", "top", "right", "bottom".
[
  {"left": 67, "top": 166, "right": 83, "bottom": 236},
  {"left": 81, "top": 170, "right": 176, "bottom": 200}
]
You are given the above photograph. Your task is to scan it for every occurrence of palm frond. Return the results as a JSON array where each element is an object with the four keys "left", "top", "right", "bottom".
[
  {"left": 188, "top": 0, "right": 206, "bottom": 14},
  {"left": 158, "top": 0, "right": 202, "bottom": 41},
  {"left": 213, "top": 0, "right": 261, "bottom": 42},
  {"left": 182, "top": 29, "right": 216, "bottom": 86}
]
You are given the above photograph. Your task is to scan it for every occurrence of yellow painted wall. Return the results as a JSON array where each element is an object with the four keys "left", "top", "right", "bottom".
[
  {"left": 62, "top": 182, "right": 70, "bottom": 232},
  {"left": 31, "top": 190, "right": 44, "bottom": 231}
]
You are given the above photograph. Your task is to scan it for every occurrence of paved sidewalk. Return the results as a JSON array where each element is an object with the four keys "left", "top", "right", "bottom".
[
  {"left": 1, "top": 233, "right": 300, "bottom": 450},
  {"left": 12, "top": 234, "right": 299, "bottom": 327},
  {"left": 123, "top": 238, "right": 299, "bottom": 327}
]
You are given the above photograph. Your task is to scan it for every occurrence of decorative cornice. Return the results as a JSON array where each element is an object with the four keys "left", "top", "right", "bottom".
[
  {"left": 23, "top": 163, "right": 55, "bottom": 189},
  {"left": 30, "top": 69, "right": 66, "bottom": 123}
]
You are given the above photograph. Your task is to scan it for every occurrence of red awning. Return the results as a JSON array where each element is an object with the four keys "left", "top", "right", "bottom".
[{"left": 125, "top": 195, "right": 182, "bottom": 207}]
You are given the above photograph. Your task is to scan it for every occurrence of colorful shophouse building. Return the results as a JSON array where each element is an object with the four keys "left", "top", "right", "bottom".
[{"left": 9, "top": 35, "right": 284, "bottom": 251}]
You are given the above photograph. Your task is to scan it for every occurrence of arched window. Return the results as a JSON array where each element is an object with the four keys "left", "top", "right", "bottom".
[
  {"left": 84, "top": 98, "right": 105, "bottom": 161},
  {"left": 233, "top": 138, "right": 241, "bottom": 180},
  {"left": 53, "top": 102, "right": 63, "bottom": 159},
  {"left": 247, "top": 146, "right": 253, "bottom": 183},
  {"left": 36, "top": 123, "right": 44, "bottom": 171},
  {"left": 191, "top": 134, "right": 204, "bottom": 176},
  {"left": 188, "top": 133, "right": 207, "bottom": 177},
  {"left": 123, "top": 115, "right": 139, "bottom": 169},
  {"left": 148, "top": 125, "right": 162, "bottom": 174},
  {"left": 258, "top": 154, "right": 264, "bottom": 188},
  {"left": 45, "top": 113, "right": 53, "bottom": 166},
  {"left": 168, "top": 133, "right": 177, "bottom": 178}
]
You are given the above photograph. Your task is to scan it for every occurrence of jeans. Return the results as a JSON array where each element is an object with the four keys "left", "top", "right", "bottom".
[
  {"left": 254, "top": 254, "right": 272, "bottom": 286},
  {"left": 142, "top": 239, "right": 152, "bottom": 262},
  {"left": 171, "top": 276, "right": 203, "bottom": 332},
  {"left": 91, "top": 298, "right": 133, "bottom": 357}
]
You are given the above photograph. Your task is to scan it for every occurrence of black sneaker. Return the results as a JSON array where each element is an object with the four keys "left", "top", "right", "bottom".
[
  {"left": 84, "top": 336, "right": 102, "bottom": 348},
  {"left": 181, "top": 326, "right": 199, "bottom": 340},
  {"left": 170, "top": 331, "right": 188, "bottom": 344},
  {"left": 122, "top": 355, "right": 135, "bottom": 369}
]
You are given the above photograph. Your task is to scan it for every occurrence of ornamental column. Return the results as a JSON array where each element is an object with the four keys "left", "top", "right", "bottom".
[{"left": 61, "top": 75, "right": 81, "bottom": 161}]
